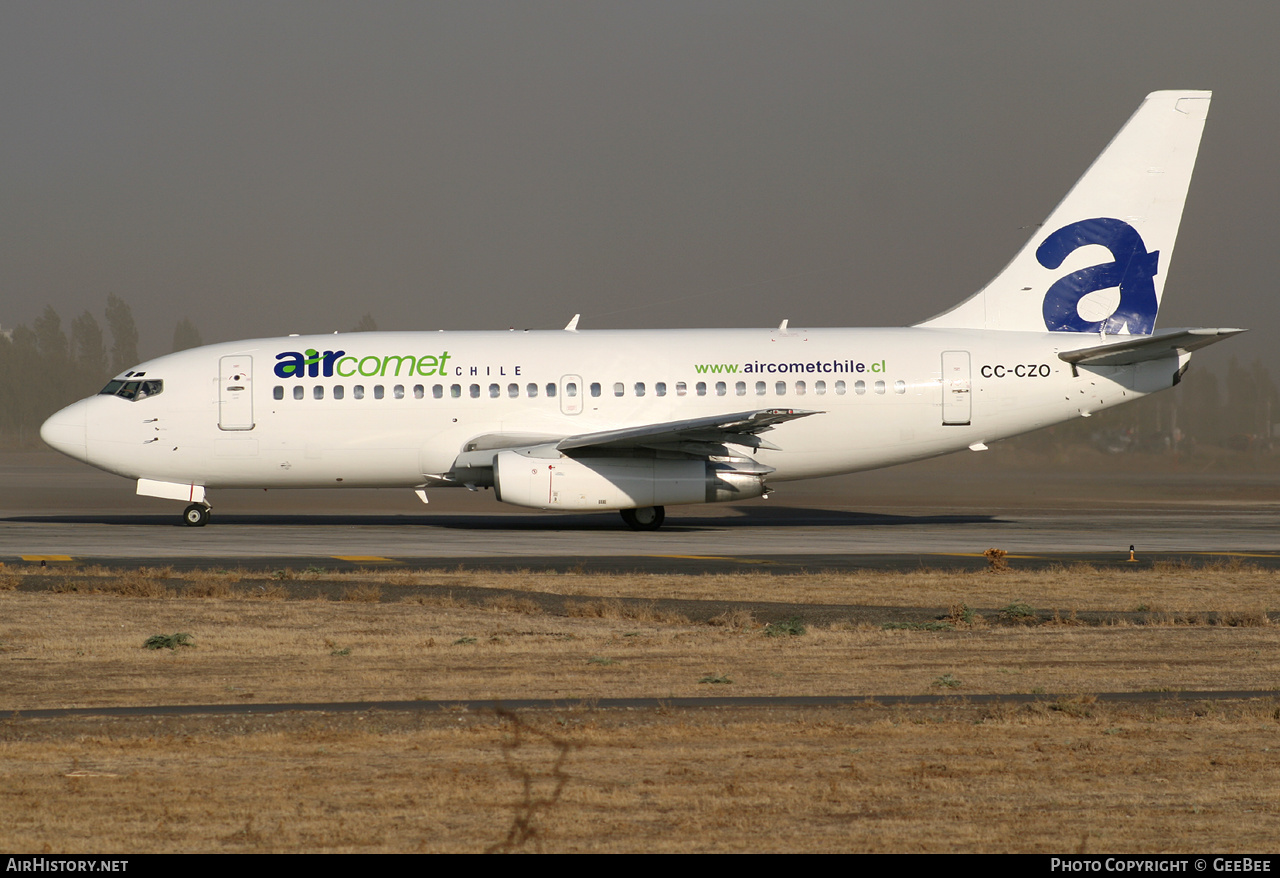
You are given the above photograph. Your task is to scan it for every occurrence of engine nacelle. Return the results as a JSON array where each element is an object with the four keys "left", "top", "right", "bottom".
[{"left": 492, "top": 450, "right": 766, "bottom": 511}]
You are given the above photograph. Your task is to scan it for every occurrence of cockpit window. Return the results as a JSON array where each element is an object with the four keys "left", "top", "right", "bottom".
[{"left": 99, "top": 379, "right": 163, "bottom": 401}]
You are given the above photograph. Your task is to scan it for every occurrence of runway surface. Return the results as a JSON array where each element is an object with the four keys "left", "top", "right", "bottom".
[
  {"left": 4, "top": 507, "right": 1280, "bottom": 568},
  {"left": 3, "top": 451, "right": 1278, "bottom": 568}
]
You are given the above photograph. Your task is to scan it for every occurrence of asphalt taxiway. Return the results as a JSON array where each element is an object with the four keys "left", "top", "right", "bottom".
[
  {"left": 3, "top": 451, "right": 1278, "bottom": 569},
  {"left": 5, "top": 504, "right": 1280, "bottom": 571}
]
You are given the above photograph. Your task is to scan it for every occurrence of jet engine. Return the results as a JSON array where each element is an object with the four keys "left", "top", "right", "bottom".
[{"left": 491, "top": 450, "right": 766, "bottom": 511}]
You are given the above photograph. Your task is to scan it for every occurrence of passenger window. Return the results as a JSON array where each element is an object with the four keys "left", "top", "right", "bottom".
[
  {"left": 588, "top": 383, "right": 599, "bottom": 398},
  {"left": 394, "top": 385, "right": 404, "bottom": 399},
  {"left": 795, "top": 381, "right": 806, "bottom": 396},
  {"left": 635, "top": 382, "right": 645, "bottom": 397},
  {"left": 566, "top": 382, "right": 578, "bottom": 397},
  {"left": 756, "top": 381, "right": 766, "bottom": 396},
  {"left": 334, "top": 385, "right": 345, "bottom": 399},
  {"left": 614, "top": 382, "right": 625, "bottom": 397},
  {"left": 374, "top": 385, "right": 385, "bottom": 399},
  {"left": 293, "top": 386, "right": 304, "bottom": 400},
  {"left": 775, "top": 381, "right": 786, "bottom": 396},
  {"left": 655, "top": 382, "right": 666, "bottom": 397},
  {"left": 874, "top": 380, "right": 885, "bottom": 395},
  {"left": 273, "top": 386, "right": 284, "bottom": 400},
  {"left": 546, "top": 383, "right": 557, "bottom": 398},
  {"left": 450, "top": 384, "right": 461, "bottom": 398},
  {"left": 815, "top": 380, "right": 826, "bottom": 395},
  {"left": 529, "top": 383, "right": 540, "bottom": 398},
  {"left": 313, "top": 386, "right": 324, "bottom": 400},
  {"left": 470, "top": 384, "right": 480, "bottom": 398},
  {"left": 676, "top": 382, "right": 687, "bottom": 396},
  {"left": 715, "top": 381, "right": 726, "bottom": 396},
  {"left": 489, "top": 383, "right": 500, "bottom": 398},
  {"left": 507, "top": 383, "right": 518, "bottom": 398},
  {"left": 354, "top": 385, "right": 365, "bottom": 399},
  {"left": 696, "top": 382, "right": 707, "bottom": 396},
  {"left": 835, "top": 380, "right": 846, "bottom": 395},
  {"left": 894, "top": 380, "right": 906, "bottom": 394},
  {"left": 854, "top": 380, "right": 866, "bottom": 395},
  {"left": 433, "top": 384, "right": 443, "bottom": 399},
  {"left": 735, "top": 381, "right": 746, "bottom": 396},
  {"left": 413, "top": 385, "right": 424, "bottom": 399}
]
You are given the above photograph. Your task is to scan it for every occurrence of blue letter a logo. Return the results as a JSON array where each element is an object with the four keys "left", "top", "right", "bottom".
[{"left": 1036, "top": 218, "right": 1159, "bottom": 335}]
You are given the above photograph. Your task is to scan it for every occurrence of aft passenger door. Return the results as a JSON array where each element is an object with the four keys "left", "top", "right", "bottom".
[
  {"left": 941, "top": 350, "right": 971, "bottom": 426},
  {"left": 218, "top": 355, "right": 255, "bottom": 431}
]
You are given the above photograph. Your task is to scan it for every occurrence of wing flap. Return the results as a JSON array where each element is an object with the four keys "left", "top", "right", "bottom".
[{"left": 556, "top": 408, "right": 820, "bottom": 453}]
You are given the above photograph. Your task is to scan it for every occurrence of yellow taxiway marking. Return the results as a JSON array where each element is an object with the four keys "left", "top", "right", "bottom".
[
  {"left": 21, "top": 554, "right": 74, "bottom": 562},
  {"left": 651, "top": 554, "right": 774, "bottom": 564},
  {"left": 933, "top": 552, "right": 1043, "bottom": 559},
  {"left": 1185, "top": 551, "right": 1280, "bottom": 558},
  {"left": 333, "top": 555, "right": 397, "bottom": 563}
]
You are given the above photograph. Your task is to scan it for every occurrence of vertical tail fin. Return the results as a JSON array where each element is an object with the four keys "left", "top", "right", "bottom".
[{"left": 917, "top": 90, "right": 1211, "bottom": 334}]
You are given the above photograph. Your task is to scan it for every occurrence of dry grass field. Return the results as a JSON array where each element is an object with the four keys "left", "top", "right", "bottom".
[{"left": 1, "top": 563, "right": 1278, "bottom": 853}]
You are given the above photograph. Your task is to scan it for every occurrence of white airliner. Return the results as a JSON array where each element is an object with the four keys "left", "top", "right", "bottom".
[{"left": 41, "top": 91, "right": 1241, "bottom": 529}]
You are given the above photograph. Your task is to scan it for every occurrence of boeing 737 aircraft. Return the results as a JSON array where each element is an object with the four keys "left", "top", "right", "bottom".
[{"left": 41, "top": 91, "right": 1241, "bottom": 529}]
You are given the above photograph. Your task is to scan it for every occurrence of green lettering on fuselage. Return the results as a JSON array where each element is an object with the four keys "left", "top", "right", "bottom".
[{"left": 281, "top": 348, "right": 451, "bottom": 379}]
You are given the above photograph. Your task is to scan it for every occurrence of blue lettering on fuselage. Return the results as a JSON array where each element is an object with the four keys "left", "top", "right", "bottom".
[{"left": 274, "top": 349, "right": 346, "bottom": 379}]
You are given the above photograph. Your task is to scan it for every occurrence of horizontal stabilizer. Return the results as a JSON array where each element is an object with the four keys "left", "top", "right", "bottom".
[{"left": 1058, "top": 328, "right": 1245, "bottom": 367}]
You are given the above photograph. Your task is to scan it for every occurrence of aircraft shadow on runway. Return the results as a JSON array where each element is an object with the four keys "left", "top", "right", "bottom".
[{"left": 3, "top": 505, "right": 1003, "bottom": 530}]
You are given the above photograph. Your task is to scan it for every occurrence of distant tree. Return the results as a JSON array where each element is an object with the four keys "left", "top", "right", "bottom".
[
  {"left": 1222, "top": 358, "right": 1280, "bottom": 448},
  {"left": 172, "top": 317, "right": 203, "bottom": 352},
  {"left": 71, "top": 311, "right": 109, "bottom": 384},
  {"left": 4, "top": 325, "right": 42, "bottom": 440},
  {"left": 32, "top": 305, "right": 69, "bottom": 363},
  {"left": 1250, "top": 360, "right": 1279, "bottom": 448},
  {"left": 0, "top": 332, "right": 18, "bottom": 435},
  {"left": 351, "top": 313, "right": 378, "bottom": 332},
  {"left": 105, "top": 294, "right": 139, "bottom": 374},
  {"left": 1175, "top": 366, "right": 1223, "bottom": 447},
  {"left": 32, "top": 306, "right": 76, "bottom": 411}
]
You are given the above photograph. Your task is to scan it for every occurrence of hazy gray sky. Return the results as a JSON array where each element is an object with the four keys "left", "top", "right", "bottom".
[{"left": 3, "top": 1, "right": 1275, "bottom": 369}]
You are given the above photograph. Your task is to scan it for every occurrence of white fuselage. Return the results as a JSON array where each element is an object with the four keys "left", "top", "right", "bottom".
[{"left": 45, "top": 325, "right": 1176, "bottom": 494}]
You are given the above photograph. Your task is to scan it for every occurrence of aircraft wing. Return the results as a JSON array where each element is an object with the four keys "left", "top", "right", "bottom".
[
  {"left": 443, "top": 408, "right": 820, "bottom": 484},
  {"left": 1058, "top": 328, "right": 1245, "bottom": 367},
  {"left": 556, "top": 408, "right": 820, "bottom": 453}
]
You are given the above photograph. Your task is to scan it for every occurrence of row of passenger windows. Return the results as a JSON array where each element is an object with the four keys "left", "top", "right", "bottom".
[{"left": 272, "top": 378, "right": 909, "bottom": 401}]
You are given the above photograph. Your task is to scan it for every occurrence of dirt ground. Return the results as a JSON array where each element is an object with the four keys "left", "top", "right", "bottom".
[{"left": 1, "top": 564, "right": 1278, "bottom": 853}]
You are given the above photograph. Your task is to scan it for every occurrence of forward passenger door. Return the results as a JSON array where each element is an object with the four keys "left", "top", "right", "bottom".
[{"left": 218, "top": 355, "right": 255, "bottom": 431}]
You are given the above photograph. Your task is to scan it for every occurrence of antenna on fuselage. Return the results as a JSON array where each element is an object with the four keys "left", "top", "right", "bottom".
[{"left": 564, "top": 314, "right": 581, "bottom": 332}]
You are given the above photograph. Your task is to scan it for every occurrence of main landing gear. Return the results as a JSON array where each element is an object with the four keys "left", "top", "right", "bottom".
[
  {"left": 183, "top": 503, "right": 211, "bottom": 527},
  {"left": 620, "top": 506, "right": 665, "bottom": 531}
]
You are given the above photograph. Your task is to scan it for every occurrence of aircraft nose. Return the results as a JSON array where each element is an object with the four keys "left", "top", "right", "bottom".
[{"left": 40, "top": 399, "right": 90, "bottom": 462}]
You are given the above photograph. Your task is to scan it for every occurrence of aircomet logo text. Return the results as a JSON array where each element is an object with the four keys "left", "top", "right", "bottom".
[{"left": 275, "top": 349, "right": 451, "bottom": 379}]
